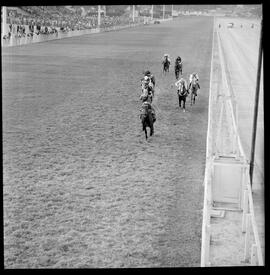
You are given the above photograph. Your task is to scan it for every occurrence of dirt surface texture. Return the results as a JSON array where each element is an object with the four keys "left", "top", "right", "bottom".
[{"left": 3, "top": 17, "right": 213, "bottom": 268}]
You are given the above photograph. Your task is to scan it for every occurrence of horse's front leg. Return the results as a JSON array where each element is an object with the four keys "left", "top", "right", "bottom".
[
  {"left": 183, "top": 98, "right": 186, "bottom": 112},
  {"left": 150, "top": 125, "right": 154, "bottom": 136},
  {"left": 145, "top": 128, "right": 148, "bottom": 139}
]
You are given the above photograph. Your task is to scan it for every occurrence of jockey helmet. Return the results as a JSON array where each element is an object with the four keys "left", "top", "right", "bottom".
[
  {"left": 144, "top": 70, "right": 151, "bottom": 76},
  {"left": 164, "top": 53, "right": 169, "bottom": 57}
]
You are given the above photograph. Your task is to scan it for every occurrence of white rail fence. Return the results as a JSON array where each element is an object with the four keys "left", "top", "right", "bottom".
[{"left": 201, "top": 21, "right": 263, "bottom": 266}]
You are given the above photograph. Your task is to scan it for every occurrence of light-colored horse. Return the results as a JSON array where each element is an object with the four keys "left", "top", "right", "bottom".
[
  {"left": 175, "top": 78, "right": 189, "bottom": 111},
  {"left": 189, "top": 74, "right": 200, "bottom": 105}
]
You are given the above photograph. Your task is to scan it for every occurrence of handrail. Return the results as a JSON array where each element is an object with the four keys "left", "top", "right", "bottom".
[
  {"left": 201, "top": 161, "right": 212, "bottom": 267},
  {"left": 201, "top": 16, "right": 216, "bottom": 267}
]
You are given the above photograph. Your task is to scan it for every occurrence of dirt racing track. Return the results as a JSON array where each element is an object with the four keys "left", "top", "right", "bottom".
[{"left": 3, "top": 17, "right": 213, "bottom": 268}]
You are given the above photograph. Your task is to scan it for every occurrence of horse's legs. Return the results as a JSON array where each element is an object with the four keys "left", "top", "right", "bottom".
[
  {"left": 150, "top": 125, "right": 154, "bottom": 136},
  {"left": 178, "top": 95, "right": 181, "bottom": 108},
  {"left": 183, "top": 98, "right": 186, "bottom": 111}
]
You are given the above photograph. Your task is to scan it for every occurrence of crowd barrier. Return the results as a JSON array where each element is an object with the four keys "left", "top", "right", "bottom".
[{"left": 200, "top": 18, "right": 263, "bottom": 267}]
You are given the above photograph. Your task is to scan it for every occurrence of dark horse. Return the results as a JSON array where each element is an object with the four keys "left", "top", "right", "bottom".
[
  {"left": 177, "top": 82, "right": 189, "bottom": 112},
  {"left": 175, "top": 61, "right": 183, "bottom": 80},
  {"left": 140, "top": 102, "right": 155, "bottom": 140},
  {"left": 162, "top": 58, "right": 170, "bottom": 74}
]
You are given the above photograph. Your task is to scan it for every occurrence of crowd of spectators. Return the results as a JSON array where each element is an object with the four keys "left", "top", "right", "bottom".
[{"left": 2, "top": 6, "right": 147, "bottom": 41}]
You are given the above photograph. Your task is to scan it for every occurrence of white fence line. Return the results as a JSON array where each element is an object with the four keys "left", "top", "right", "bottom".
[
  {"left": 201, "top": 18, "right": 263, "bottom": 266},
  {"left": 200, "top": 16, "right": 216, "bottom": 267}
]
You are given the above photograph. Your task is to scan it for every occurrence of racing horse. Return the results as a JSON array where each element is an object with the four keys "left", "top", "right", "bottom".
[
  {"left": 140, "top": 101, "right": 155, "bottom": 140},
  {"left": 189, "top": 75, "right": 200, "bottom": 105},
  {"left": 162, "top": 56, "right": 170, "bottom": 74},
  {"left": 174, "top": 61, "right": 183, "bottom": 80},
  {"left": 176, "top": 78, "right": 189, "bottom": 112}
]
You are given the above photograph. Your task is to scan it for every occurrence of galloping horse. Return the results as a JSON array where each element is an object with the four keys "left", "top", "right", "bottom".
[
  {"left": 162, "top": 55, "right": 170, "bottom": 74},
  {"left": 174, "top": 60, "right": 183, "bottom": 80},
  {"left": 175, "top": 78, "right": 189, "bottom": 112},
  {"left": 189, "top": 74, "right": 200, "bottom": 105},
  {"left": 140, "top": 101, "right": 155, "bottom": 140}
]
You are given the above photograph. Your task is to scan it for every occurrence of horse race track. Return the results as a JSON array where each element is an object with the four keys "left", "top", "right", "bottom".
[{"left": 3, "top": 17, "right": 213, "bottom": 268}]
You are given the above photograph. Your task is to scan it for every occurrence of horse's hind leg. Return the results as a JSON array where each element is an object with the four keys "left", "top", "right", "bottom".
[
  {"left": 150, "top": 124, "right": 154, "bottom": 136},
  {"left": 144, "top": 128, "right": 148, "bottom": 139}
]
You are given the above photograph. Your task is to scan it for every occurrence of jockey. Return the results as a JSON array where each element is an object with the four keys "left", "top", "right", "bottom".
[
  {"left": 188, "top": 73, "right": 200, "bottom": 90},
  {"left": 144, "top": 70, "right": 156, "bottom": 87},
  {"left": 163, "top": 53, "right": 171, "bottom": 64},
  {"left": 175, "top": 78, "right": 188, "bottom": 95},
  {"left": 141, "top": 75, "right": 150, "bottom": 89},
  {"left": 175, "top": 56, "right": 182, "bottom": 64},
  {"left": 142, "top": 75, "right": 154, "bottom": 96}
]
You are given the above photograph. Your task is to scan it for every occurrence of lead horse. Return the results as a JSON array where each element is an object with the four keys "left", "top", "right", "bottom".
[
  {"left": 176, "top": 78, "right": 189, "bottom": 112},
  {"left": 140, "top": 101, "right": 155, "bottom": 140}
]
